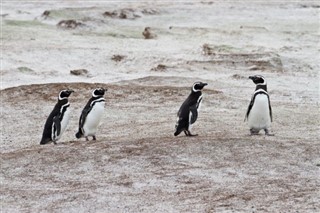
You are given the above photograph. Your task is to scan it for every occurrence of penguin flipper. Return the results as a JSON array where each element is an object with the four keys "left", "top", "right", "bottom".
[
  {"left": 76, "top": 108, "right": 90, "bottom": 138},
  {"left": 245, "top": 96, "right": 255, "bottom": 122},
  {"left": 268, "top": 95, "right": 273, "bottom": 122},
  {"left": 53, "top": 115, "right": 61, "bottom": 136},
  {"left": 79, "top": 108, "right": 89, "bottom": 128},
  {"left": 190, "top": 105, "right": 198, "bottom": 124}
]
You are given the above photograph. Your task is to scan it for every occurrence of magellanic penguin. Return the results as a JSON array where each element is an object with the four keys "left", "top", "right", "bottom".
[
  {"left": 245, "top": 75, "right": 274, "bottom": 136},
  {"left": 174, "top": 82, "right": 208, "bottom": 137},
  {"left": 75, "top": 88, "right": 106, "bottom": 141},
  {"left": 40, "top": 89, "right": 74, "bottom": 145}
]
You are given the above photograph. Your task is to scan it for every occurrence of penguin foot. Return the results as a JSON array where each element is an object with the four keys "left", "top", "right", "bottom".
[
  {"left": 250, "top": 132, "right": 260, "bottom": 136},
  {"left": 174, "top": 130, "right": 182, "bottom": 136},
  {"left": 264, "top": 129, "right": 275, "bottom": 136},
  {"left": 85, "top": 137, "right": 89, "bottom": 141},
  {"left": 53, "top": 141, "right": 57, "bottom": 145},
  {"left": 92, "top": 136, "right": 96, "bottom": 141},
  {"left": 184, "top": 130, "right": 198, "bottom": 137},
  {"left": 75, "top": 132, "right": 82, "bottom": 139},
  {"left": 265, "top": 133, "right": 275, "bottom": 136},
  {"left": 250, "top": 129, "right": 260, "bottom": 135}
]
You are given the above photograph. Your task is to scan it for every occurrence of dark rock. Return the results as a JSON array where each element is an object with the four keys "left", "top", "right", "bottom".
[
  {"left": 111, "top": 55, "right": 126, "bottom": 62},
  {"left": 57, "top": 20, "right": 83, "bottom": 29},
  {"left": 70, "top": 69, "right": 89, "bottom": 76},
  {"left": 151, "top": 64, "right": 167, "bottom": 71}
]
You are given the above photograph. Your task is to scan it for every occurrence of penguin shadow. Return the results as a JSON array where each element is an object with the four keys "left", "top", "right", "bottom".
[
  {"left": 245, "top": 132, "right": 276, "bottom": 137},
  {"left": 57, "top": 140, "right": 87, "bottom": 146},
  {"left": 58, "top": 137, "right": 111, "bottom": 146}
]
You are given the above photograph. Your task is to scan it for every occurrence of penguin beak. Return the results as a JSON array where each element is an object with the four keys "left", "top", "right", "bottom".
[
  {"left": 249, "top": 76, "right": 254, "bottom": 80},
  {"left": 69, "top": 89, "right": 75, "bottom": 93},
  {"left": 202, "top": 83, "right": 208, "bottom": 87},
  {"left": 99, "top": 88, "right": 106, "bottom": 94}
]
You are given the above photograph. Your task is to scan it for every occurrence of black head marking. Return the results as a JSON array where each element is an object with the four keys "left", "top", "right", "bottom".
[
  {"left": 249, "top": 75, "right": 266, "bottom": 85},
  {"left": 59, "top": 89, "right": 74, "bottom": 100},
  {"left": 192, "top": 82, "right": 208, "bottom": 92},
  {"left": 92, "top": 88, "right": 106, "bottom": 97}
]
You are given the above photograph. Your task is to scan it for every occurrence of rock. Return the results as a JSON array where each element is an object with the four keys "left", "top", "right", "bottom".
[
  {"left": 141, "top": 8, "right": 159, "bottom": 15},
  {"left": 201, "top": 43, "right": 283, "bottom": 72},
  {"left": 42, "top": 10, "right": 50, "bottom": 18},
  {"left": 111, "top": 55, "right": 126, "bottom": 62},
  {"left": 103, "top": 8, "right": 158, "bottom": 19},
  {"left": 151, "top": 64, "right": 167, "bottom": 71},
  {"left": 249, "top": 65, "right": 260, "bottom": 71},
  {"left": 103, "top": 9, "right": 140, "bottom": 20},
  {"left": 143, "top": 27, "right": 157, "bottom": 39},
  {"left": 103, "top": 11, "right": 118, "bottom": 18},
  {"left": 57, "top": 20, "right": 83, "bottom": 29},
  {"left": 232, "top": 74, "right": 246, "bottom": 79},
  {"left": 202, "top": 43, "right": 215, "bottom": 56},
  {"left": 70, "top": 69, "right": 88, "bottom": 76},
  {"left": 17, "top": 67, "right": 34, "bottom": 73}
]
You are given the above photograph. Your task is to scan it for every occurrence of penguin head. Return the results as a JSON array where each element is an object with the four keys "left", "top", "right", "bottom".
[
  {"left": 59, "top": 89, "right": 74, "bottom": 100},
  {"left": 92, "top": 88, "right": 106, "bottom": 97},
  {"left": 249, "top": 75, "right": 266, "bottom": 85},
  {"left": 192, "top": 82, "right": 208, "bottom": 92}
]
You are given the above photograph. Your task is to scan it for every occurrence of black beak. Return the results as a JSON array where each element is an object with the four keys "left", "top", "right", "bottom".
[
  {"left": 100, "top": 88, "right": 107, "bottom": 94},
  {"left": 249, "top": 76, "right": 254, "bottom": 80},
  {"left": 202, "top": 83, "right": 208, "bottom": 86}
]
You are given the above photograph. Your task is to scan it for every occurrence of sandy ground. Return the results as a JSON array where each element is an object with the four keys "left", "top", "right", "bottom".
[{"left": 1, "top": 1, "right": 320, "bottom": 212}]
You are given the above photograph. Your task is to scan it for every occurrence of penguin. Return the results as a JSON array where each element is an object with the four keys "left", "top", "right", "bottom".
[
  {"left": 40, "top": 89, "right": 74, "bottom": 145},
  {"left": 245, "top": 75, "right": 274, "bottom": 136},
  {"left": 76, "top": 88, "right": 106, "bottom": 141},
  {"left": 174, "top": 82, "right": 208, "bottom": 137}
]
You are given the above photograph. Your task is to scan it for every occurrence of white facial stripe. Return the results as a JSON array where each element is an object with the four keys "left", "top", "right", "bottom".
[
  {"left": 90, "top": 97, "right": 105, "bottom": 107},
  {"left": 193, "top": 88, "right": 201, "bottom": 92},
  {"left": 256, "top": 81, "right": 266, "bottom": 86},
  {"left": 58, "top": 91, "right": 69, "bottom": 100},
  {"left": 92, "top": 90, "right": 98, "bottom": 97},
  {"left": 60, "top": 102, "right": 70, "bottom": 114},
  {"left": 256, "top": 76, "right": 266, "bottom": 85},
  {"left": 254, "top": 88, "right": 268, "bottom": 95},
  {"left": 92, "top": 88, "right": 105, "bottom": 97},
  {"left": 192, "top": 83, "right": 201, "bottom": 92}
]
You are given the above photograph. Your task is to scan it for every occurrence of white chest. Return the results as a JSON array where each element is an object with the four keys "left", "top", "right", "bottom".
[
  {"left": 248, "top": 94, "right": 271, "bottom": 130},
  {"left": 83, "top": 101, "right": 105, "bottom": 136},
  {"left": 197, "top": 95, "right": 203, "bottom": 112},
  {"left": 60, "top": 107, "right": 71, "bottom": 132}
]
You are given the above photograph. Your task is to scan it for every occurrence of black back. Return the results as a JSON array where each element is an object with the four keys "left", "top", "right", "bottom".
[
  {"left": 40, "top": 89, "right": 73, "bottom": 145},
  {"left": 176, "top": 91, "right": 202, "bottom": 129},
  {"left": 40, "top": 98, "right": 69, "bottom": 144},
  {"left": 175, "top": 82, "right": 207, "bottom": 136}
]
